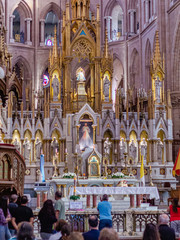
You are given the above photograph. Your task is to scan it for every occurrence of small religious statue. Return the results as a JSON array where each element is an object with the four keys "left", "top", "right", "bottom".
[
  {"left": 103, "top": 76, "right": 110, "bottom": 102},
  {"left": 53, "top": 153, "right": 59, "bottom": 177},
  {"left": 35, "top": 137, "right": 42, "bottom": 161},
  {"left": 104, "top": 137, "right": 112, "bottom": 156},
  {"left": 76, "top": 68, "right": 86, "bottom": 82},
  {"left": 51, "top": 137, "right": 59, "bottom": 157},
  {"left": 119, "top": 138, "right": 126, "bottom": 161},
  {"left": 52, "top": 75, "right": 59, "bottom": 101},
  {"left": 140, "top": 138, "right": 147, "bottom": 163},
  {"left": 155, "top": 77, "right": 162, "bottom": 103},
  {"left": 129, "top": 139, "right": 137, "bottom": 161},
  {"left": 13, "top": 138, "right": 20, "bottom": 152},
  {"left": 157, "top": 138, "right": 164, "bottom": 162},
  {"left": 23, "top": 137, "right": 31, "bottom": 162}
]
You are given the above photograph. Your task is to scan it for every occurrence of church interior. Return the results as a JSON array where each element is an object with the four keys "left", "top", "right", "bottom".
[{"left": 0, "top": 0, "right": 180, "bottom": 235}]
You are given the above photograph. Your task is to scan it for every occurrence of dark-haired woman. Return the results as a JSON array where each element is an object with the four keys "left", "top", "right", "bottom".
[
  {"left": 38, "top": 199, "right": 57, "bottom": 240},
  {"left": 143, "top": 223, "right": 160, "bottom": 240},
  {"left": 0, "top": 196, "right": 11, "bottom": 240},
  {"left": 168, "top": 198, "right": 180, "bottom": 237}
]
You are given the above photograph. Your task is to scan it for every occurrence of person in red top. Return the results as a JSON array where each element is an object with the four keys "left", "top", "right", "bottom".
[{"left": 168, "top": 198, "right": 180, "bottom": 237}]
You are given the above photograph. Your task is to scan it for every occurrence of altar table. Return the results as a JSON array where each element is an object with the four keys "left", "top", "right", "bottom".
[{"left": 70, "top": 187, "right": 159, "bottom": 208}]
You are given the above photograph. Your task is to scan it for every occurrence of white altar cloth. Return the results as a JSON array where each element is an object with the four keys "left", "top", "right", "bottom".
[{"left": 70, "top": 187, "right": 159, "bottom": 200}]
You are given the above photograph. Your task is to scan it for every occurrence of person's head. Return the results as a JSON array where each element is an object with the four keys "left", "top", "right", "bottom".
[
  {"left": 17, "top": 221, "right": 34, "bottom": 240},
  {"left": 68, "top": 232, "right": 83, "bottom": 240},
  {"left": 56, "top": 219, "right": 67, "bottom": 232},
  {"left": 159, "top": 214, "right": 169, "bottom": 226},
  {"left": 143, "top": 223, "right": 160, "bottom": 240},
  {"left": 99, "top": 228, "right": 119, "bottom": 240},
  {"left": 0, "top": 195, "right": 9, "bottom": 217},
  {"left": 61, "top": 224, "right": 71, "bottom": 240},
  {"left": 55, "top": 191, "right": 62, "bottom": 200},
  {"left": 102, "top": 194, "right": 108, "bottom": 201},
  {"left": 10, "top": 194, "right": 18, "bottom": 203},
  {"left": 41, "top": 199, "right": 55, "bottom": 215},
  {"left": 89, "top": 215, "right": 98, "bottom": 229},
  {"left": 20, "top": 195, "right": 28, "bottom": 205}
]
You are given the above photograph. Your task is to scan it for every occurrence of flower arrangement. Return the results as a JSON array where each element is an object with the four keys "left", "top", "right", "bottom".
[
  {"left": 111, "top": 172, "right": 125, "bottom": 179},
  {"left": 70, "top": 195, "right": 80, "bottom": 201},
  {"left": 62, "top": 172, "right": 76, "bottom": 179}
]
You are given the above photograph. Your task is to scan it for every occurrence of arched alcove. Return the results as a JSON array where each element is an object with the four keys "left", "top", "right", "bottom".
[
  {"left": 13, "top": 9, "right": 24, "bottom": 43},
  {"left": 145, "top": 39, "right": 152, "bottom": 90},
  {"left": 45, "top": 11, "right": 59, "bottom": 46},
  {"left": 112, "top": 57, "right": 124, "bottom": 110},
  {"left": 111, "top": 5, "right": 123, "bottom": 41},
  {"left": 173, "top": 22, "right": 180, "bottom": 91},
  {"left": 13, "top": 56, "right": 32, "bottom": 110},
  {"left": 130, "top": 48, "right": 140, "bottom": 90}
]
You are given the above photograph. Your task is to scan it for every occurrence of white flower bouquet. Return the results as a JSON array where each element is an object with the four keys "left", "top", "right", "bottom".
[
  {"left": 62, "top": 172, "right": 76, "bottom": 179},
  {"left": 111, "top": 172, "right": 125, "bottom": 179}
]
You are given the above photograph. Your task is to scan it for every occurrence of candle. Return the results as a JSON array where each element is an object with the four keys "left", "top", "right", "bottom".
[
  {"left": 149, "top": 165, "right": 151, "bottom": 170},
  {"left": 115, "top": 149, "right": 117, "bottom": 154},
  {"left": 65, "top": 148, "right": 67, "bottom": 153}
]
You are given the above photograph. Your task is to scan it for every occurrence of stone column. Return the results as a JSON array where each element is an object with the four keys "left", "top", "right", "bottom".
[
  {"left": 137, "top": 140, "right": 141, "bottom": 163},
  {"left": 25, "top": 18, "right": 32, "bottom": 45},
  {"left": 86, "top": 195, "right": 90, "bottom": 208},
  {"left": 130, "top": 194, "right": 135, "bottom": 208},
  {"left": 153, "top": 0, "right": 156, "bottom": 15},
  {"left": 104, "top": 16, "right": 112, "bottom": 41},
  {"left": 36, "top": 192, "right": 41, "bottom": 209},
  {"left": 43, "top": 191, "right": 48, "bottom": 202},
  {"left": 40, "top": 19, "right": 45, "bottom": 46},
  {"left": 136, "top": 195, "right": 141, "bottom": 208},
  {"left": 63, "top": 185, "right": 67, "bottom": 198},
  {"left": 10, "top": 15, "right": 15, "bottom": 43},
  {"left": 76, "top": 125, "right": 80, "bottom": 144},
  {"left": 129, "top": 10, "right": 135, "bottom": 34},
  {"left": 90, "top": 63, "right": 95, "bottom": 108},
  {"left": 31, "top": 140, "right": 35, "bottom": 162},
  {"left": 93, "top": 195, "right": 97, "bottom": 208},
  {"left": 92, "top": 125, "right": 96, "bottom": 145},
  {"left": 145, "top": 0, "right": 149, "bottom": 24}
]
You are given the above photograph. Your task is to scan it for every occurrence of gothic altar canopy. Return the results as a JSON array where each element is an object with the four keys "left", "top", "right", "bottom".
[{"left": 0, "top": 0, "right": 175, "bottom": 189}]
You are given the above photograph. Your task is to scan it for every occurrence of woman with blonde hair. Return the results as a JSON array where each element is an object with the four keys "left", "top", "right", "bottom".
[
  {"left": 59, "top": 224, "right": 71, "bottom": 240},
  {"left": 68, "top": 232, "right": 83, "bottom": 240},
  {"left": 99, "top": 228, "right": 119, "bottom": 240}
]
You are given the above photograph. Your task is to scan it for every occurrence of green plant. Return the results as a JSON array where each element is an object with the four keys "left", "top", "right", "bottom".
[{"left": 70, "top": 195, "right": 80, "bottom": 201}]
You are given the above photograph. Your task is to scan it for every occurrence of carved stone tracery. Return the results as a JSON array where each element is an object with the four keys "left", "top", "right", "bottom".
[{"left": 72, "top": 39, "right": 93, "bottom": 59}]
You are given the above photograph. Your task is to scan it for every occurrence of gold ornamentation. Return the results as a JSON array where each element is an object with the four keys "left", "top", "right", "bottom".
[{"left": 72, "top": 39, "right": 92, "bottom": 59}]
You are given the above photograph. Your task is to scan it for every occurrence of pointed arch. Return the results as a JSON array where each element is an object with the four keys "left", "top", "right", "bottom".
[
  {"left": 12, "top": 56, "right": 32, "bottom": 110},
  {"left": 40, "top": 2, "right": 62, "bottom": 20},
  {"left": 130, "top": 48, "right": 140, "bottom": 89},
  {"left": 10, "top": 0, "right": 32, "bottom": 18},
  {"left": 145, "top": 39, "right": 152, "bottom": 90}
]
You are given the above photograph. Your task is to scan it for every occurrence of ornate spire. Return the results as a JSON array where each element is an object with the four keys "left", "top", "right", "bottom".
[
  {"left": 150, "top": 31, "right": 165, "bottom": 75},
  {"left": 104, "top": 29, "right": 109, "bottom": 58},
  {"left": 52, "top": 25, "right": 58, "bottom": 60}
]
